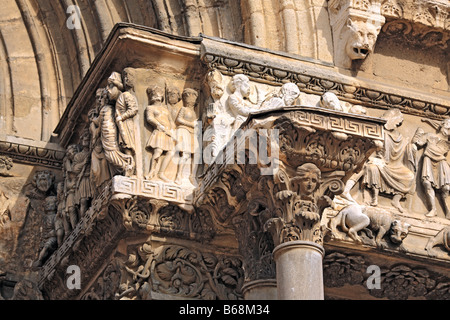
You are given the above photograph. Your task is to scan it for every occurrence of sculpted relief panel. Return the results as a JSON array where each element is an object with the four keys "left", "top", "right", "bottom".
[
  {"left": 26, "top": 40, "right": 449, "bottom": 299},
  {"left": 39, "top": 64, "right": 450, "bottom": 272}
]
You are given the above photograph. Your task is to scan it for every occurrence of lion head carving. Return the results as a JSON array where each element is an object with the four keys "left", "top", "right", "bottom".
[{"left": 344, "top": 18, "right": 381, "bottom": 62}]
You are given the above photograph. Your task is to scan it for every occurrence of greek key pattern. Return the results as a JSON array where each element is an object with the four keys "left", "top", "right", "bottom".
[
  {"left": 288, "top": 110, "right": 384, "bottom": 140},
  {"left": 112, "top": 176, "right": 194, "bottom": 204}
]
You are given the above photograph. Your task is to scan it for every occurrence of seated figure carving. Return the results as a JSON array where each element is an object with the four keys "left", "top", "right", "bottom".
[{"left": 341, "top": 109, "right": 416, "bottom": 213}]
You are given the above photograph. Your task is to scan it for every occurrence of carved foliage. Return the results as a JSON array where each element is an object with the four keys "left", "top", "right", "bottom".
[
  {"left": 116, "top": 196, "right": 215, "bottom": 240},
  {"left": 324, "top": 251, "right": 450, "bottom": 300},
  {"left": 151, "top": 245, "right": 244, "bottom": 300},
  {"left": 323, "top": 252, "right": 367, "bottom": 288},
  {"left": 275, "top": 115, "right": 376, "bottom": 172},
  {"left": 112, "top": 243, "right": 244, "bottom": 300}
]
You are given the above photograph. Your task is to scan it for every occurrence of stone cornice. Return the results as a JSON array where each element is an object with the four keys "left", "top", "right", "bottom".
[{"left": 0, "top": 135, "right": 65, "bottom": 169}]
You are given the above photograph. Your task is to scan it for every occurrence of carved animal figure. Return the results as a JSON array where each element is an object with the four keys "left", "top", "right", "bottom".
[
  {"left": 344, "top": 19, "right": 381, "bottom": 62},
  {"left": 425, "top": 226, "right": 450, "bottom": 257},
  {"left": 329, "top": 204, "right": 410, "bottom": 248}
]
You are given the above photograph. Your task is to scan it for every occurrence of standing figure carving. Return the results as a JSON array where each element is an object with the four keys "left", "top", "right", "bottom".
[
  {"left": 98, "top": 86, "right": 135, "bottom": 177},
  {"left": 113, "top": 69, "right": 139, "bottom": 158},
  {"left": 166, "top": 86, "right": 182, "bottom": 120},
  {"left": 55, "top": 182, "right": 68, "bottom": 246},
  {"left": 174, "top": 88, "right": 198, "bottom": 185},
  {"left": 73, "top": 129, "right": 94, "bottom": 218},
  {"left": 203, "top": 70, "right": 232, "bottom": 165},
  {"left": 341, "top": 109, "right": 416, "bottom": 212},
  {"left": 145, "top": 85, "right": 176, "bottom": 181},
  {"left": 413, "top": 118, "right": 450, "bottom": 218},
  {"left": 32, "top": 196, "right": 58, "bottom": 268},
  {"left": 88, "top": 91, "right": 113, "bottom": 192},
  {"left": 63, "top": 144, "right": 80, "bottom": 230}
]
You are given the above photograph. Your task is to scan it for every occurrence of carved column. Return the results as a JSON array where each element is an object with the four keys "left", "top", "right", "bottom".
[
  {"left": 273, "top": 240, "right": 324, "bottom": 299},
  {"left": 196, "top": 107, "right": 385, "bottom": 300}
]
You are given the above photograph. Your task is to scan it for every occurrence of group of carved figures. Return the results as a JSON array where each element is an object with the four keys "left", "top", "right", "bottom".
[
  {"left": 31, "top": 67, "right": 450, "bottom": 268},
  {"left": 339, "top": 108, "right": 450, "bottom": 219}
]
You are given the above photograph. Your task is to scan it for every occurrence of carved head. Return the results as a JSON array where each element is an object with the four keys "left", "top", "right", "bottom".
[
  {"left": 166, "top": 86, "right": 181, "bottom": 105},
  {"left": 107, "top": 72, "right": 123, "bottom": 101},
  {"left": 344, "top": 19, "right": 381, "bottom": 61},
  {"left": 280, "top": 83, "right": 300, "bottom": 106},
  {"left": 389, "top": 220, "right": 411, "bottom": 244},
  {"left": 439, "top": 118, "right": 450, "bottom": 137},
  {"left": 320, "top": 92, "right": 343, "bottom": 111},
  {"left": 44, "top": 196, "right": 57, "bottom": 213},
  {"left": 66, "top": 144, "right": 79, "bottom": 161},
  {"left": 291, "top": 163, "right": 321, "bottom": 196},
  {"left": 206, "top": 70, "right": 224, "bottom": 101},
  {"left": 33, "top": 171, "right": 55, "bottom": 194},
  {"left": 182, "top": 88, "right": 198, "bottom": 108},
  {"left": 79, "top": 129, "right": 90, "bottom": 148},
  {"left": 230, "top": 74, "right": 250, "bottom": 98},
  {"left": 122, "top": 68, "right": 135, "bottom": 91},
  {"left": 147, "top": 85, "right": 165, "bottom": 104},
  {"left": 382, "top": 108, "right": 403, "bottom": 130},
  {"left": 0, "top": 156, "right": 13, "bottom": 172}
]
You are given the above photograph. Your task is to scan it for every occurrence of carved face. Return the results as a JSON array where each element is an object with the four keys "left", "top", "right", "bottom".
[
  {"left": 390, "top": 220, "right": 410, "bottom": 244},
  {"left": 106, "top": 82, "right": 121, "bottom": 101},
  {"left": 298, "top": 172, "right": 319, "bottom": 196},
  {"left": 232, "top": 75, "right": 251, "bottom": 98},
  {"left": 167, "top": 89, "right": 181, "bottom": 105},
  {"left": 320, "top": 92, "right": 342, "bottom": 111},
  {"left": 211, "top": 85, "right": 224, "bottom": 101},
  {"left": 182, "top": 89, "right": 198, "bottom": 108},
  {"left": 44, "top": 196, "right": 57, "bottom": 212},
  {"left": 345, "top": 19, "right": 380, "bottom": 61},
  {"left": 440, "top": 119, "right": 450, "bottom": 137},
  {"left": 281, "top": 83, "right": 300, "bottom": 106},
  {"left": 34, "top": 171, "right": 55, "bottom": 193}
]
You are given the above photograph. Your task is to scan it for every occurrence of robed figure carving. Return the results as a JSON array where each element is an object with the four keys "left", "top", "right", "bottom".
[
  {"left": 115, "top": 69, "right": 139, "bottom": 157},
  {"left": 342, "top": 109, "right": 416, "bottom": 212}
]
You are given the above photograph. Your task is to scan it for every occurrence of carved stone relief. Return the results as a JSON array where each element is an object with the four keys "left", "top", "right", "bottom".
[
  {"left": 323, "top": 250, "right": 450, "bottom": 300},
  {"left": 82, "top": 242, "right": 244, "bottom": 300},
  {"left": 33, "top": 35, "right": 450, "bottom": 300},
  {"left": 329, "top": 0, "right": 385, "bottom": 68}
]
